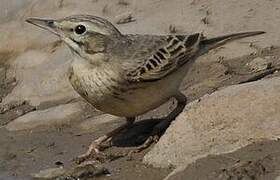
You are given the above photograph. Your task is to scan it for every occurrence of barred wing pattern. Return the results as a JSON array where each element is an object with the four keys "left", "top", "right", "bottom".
[{"left": 126, "top": 33, "right": 202, "bottom": 82}]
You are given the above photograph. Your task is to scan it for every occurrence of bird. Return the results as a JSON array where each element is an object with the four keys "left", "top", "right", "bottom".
[{"left": 26, "top": 14, "right": 265, "bottom": 163}]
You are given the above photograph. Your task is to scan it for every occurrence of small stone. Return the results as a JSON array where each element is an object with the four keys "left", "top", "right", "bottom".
[
  {"left": 247, "top": 57, "right": 270, "bottom": 72},
  {"left": 268, "top": 45, "right": 275, "bottom": 51},
  {"left": 264, "top": 56, "right": 272, "bottom": 60},
  {"left": 15, "top": 109, "right": 24, "bottom": 116},
  {"left": 0, "top": 67, "right": 5, "bottom": 75},
  {"left": 114, "top": 12, "right": 136, "bottom": 24},
  {"left": 32, "top": 167, "right": 66, "bottom": 179},
  {"left": 169, "top": 24, "right": 177, "bottom": 34},
  {"left": 6, "top": 101, "right": 87, "bottom": 131},
  {"left": 201, "top": 16, "right": 210, "bottom": 24},
  {"left": 118, "top": 0, "right": 130, "bottom": 6},
  {"left": 6, "top": 153, "right": 17, "bottom": 160},
  {"left": 32, "top": 161, "right": 109, "bottom": 179},
  {"left": 55, "top": 161, "right": 64, "bottom": 166},
  {"left": 69, "top": 161, "right": 110, "bottom": 178}
]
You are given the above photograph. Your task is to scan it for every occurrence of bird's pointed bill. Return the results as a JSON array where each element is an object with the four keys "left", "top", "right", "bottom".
[{"left": 26, "top": 17, "right": 59, "bottom": 36}]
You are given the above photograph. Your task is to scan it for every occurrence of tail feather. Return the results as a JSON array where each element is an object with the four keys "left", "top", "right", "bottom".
[{"left": 200, "top": 31, "right": 265, "bottom": 51}]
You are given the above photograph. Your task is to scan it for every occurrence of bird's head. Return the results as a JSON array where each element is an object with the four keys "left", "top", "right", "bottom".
[{"left": 26, "top": 15, "right": 122, "bottom": 57}]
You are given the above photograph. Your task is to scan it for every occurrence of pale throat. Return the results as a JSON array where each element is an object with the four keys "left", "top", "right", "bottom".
[{"left": 70, "top": 48, "right": 110, "bottom": 68}]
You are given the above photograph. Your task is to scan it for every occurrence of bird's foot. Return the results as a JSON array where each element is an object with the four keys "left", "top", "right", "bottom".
[
  {"left": 127, "top": 135, "right": 160, "bottom": 159},
  {"left": 74, "top": 118, "right": 136, "bottom": 164},
  {"left": 74, "top": 137, "right": 112, "bottom": 164}
]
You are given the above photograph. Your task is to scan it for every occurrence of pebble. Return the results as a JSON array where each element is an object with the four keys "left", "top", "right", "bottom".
[{"left": 247, "top": 57, "right": 271, "bottom": 72}]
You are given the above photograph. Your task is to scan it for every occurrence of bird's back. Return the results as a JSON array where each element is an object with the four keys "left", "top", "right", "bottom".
[{"left": 109, "top": 33, "right": 201, "bottom": 82}]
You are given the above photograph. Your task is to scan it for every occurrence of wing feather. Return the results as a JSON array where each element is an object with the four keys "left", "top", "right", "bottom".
[{"left": 126, "top": 33, "right": 202, "bottom": 82}]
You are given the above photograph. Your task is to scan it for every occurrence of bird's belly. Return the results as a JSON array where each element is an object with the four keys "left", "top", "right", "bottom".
[
  {"left": 71, "top": 78, "right": 177, "bottom": 117},
  {"left": 69, "top": 72, "right": 180, "bottom": 117},
  {"left": 69, "top": 61, "right": 188, "bottom": 117},
  {"left": 97, "top": 82, "right": 178, "bottom": 117}
]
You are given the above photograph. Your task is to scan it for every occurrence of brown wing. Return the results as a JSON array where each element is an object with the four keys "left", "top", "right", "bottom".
[{"left": 126, "top": 33, "right": 202, "bottom": 82}]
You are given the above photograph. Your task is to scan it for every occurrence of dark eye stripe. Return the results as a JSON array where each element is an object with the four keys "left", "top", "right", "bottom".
[
  {"left": 65, "top": 28, "right": 74, "bottom": 32},
  {"left": 71, "top": 38, "right": 84, "bottom": 46}
]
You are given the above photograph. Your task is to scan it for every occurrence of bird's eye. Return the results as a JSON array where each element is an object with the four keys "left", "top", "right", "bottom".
[{"left": 74, "top": 25, "right": 86, "bottom": 35}]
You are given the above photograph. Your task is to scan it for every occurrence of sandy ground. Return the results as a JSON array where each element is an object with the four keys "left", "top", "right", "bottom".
[
  {"left": 0, "top": 121, "right": 171, "bottom": 180},
  {"left": 168, "top": 140, "right": 280, "bottom": 180}
]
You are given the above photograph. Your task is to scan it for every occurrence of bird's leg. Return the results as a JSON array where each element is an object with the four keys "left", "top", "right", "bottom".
[
  {"left": 130, "top": 92, "right": 187, "bottom": 154},
  {"left": 76, "top": 117, "right": 135, "bottom": 164}
]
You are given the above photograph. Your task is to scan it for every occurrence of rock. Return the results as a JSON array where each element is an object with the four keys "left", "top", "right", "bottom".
[
  {"left": 198, "top": 42, "right": 257, "bottom": 63},
  {"left": 144, "top": 77, "right": 280, "bottom": 169},
  {"left": 2, "top": 46, "right": 79, "bottom": 108},
  {"left": 0, "top": 0, "right": 34, "bottom": 23},
  {"left": 31, "top": 161, "right": 109, "bottom": 179},
  {"left": 69, "top": 161, "right": 110, "bottom": 178},
  {"left": 0, "top": 67, "right": 5, "bottom": 75},
  {"left": 6, "top": 101, "right": 88, "bottom": 131},
  {"left": 166, "top": 140, "right": 280, "bottom": 180},
  {"left": 79, "top": 114, "right": 122, "bottom": 131},
  {"left": 114, "top": 12, "right": 136, "bottom": 24},
  {"left": 247, "top": 57, "right": 272, "bottom": 72},
  {"left": 0, "top": 67, "right": 5, "bottom": 84},
  {"left": 32, "top": 167, "right": 66, "bottom": 179}
]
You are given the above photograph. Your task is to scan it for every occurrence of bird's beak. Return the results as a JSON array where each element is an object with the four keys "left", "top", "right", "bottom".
[{"left": 26, "top": 17, "right": 60, "bottom": 36}]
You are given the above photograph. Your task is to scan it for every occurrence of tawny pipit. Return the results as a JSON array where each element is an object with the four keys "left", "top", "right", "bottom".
[{"left": 26, "top": 15, "right": 264, "bottom": 163}]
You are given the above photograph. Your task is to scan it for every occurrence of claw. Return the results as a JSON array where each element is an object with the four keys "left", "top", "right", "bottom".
[{"left": 75, "top": 141, "right": 109, "bottom": 164}]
